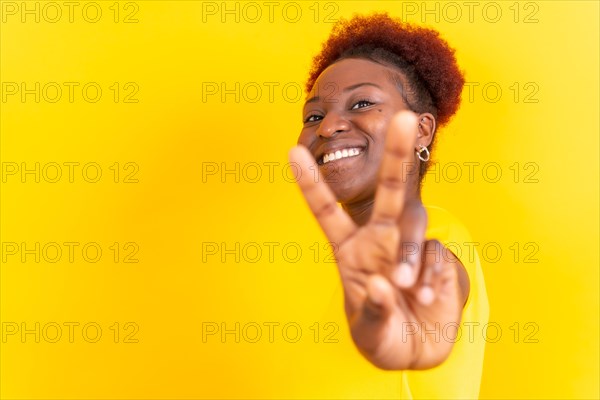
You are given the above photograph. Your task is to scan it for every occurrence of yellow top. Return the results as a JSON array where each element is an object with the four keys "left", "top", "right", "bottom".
[
  {"left": 401, "top": 205, "right": 490, "bottom": 399},
  {"left": 311, "top": 205, "right": 490, "bottom": 399}
]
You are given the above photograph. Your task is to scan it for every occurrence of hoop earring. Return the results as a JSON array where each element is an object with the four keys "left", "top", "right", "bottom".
[{"left": 416, "top": 144, "right": 430, "bottom": 162}]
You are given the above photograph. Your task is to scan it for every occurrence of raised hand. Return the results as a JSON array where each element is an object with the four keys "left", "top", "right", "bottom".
[{"left": 289, "top": 111, "right": 464, "bottom": 370}]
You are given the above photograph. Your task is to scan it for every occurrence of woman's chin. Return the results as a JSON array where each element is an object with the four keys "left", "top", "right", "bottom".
[
  {"left": 327, "top": 179, "right": 375, "bottom": 205},
  {"left": 318, "top": 155, "right": 375, "bottom": 200}
]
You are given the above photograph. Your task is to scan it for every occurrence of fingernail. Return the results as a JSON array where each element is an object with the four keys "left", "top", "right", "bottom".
[
  {"left": 393, "top": 262, "right": 413, "bottom": 287},
  {"left": 417, "top": 286, "right": 435, "bottom": 305},
  {"left": 368, "top": 277, "right": 385, "bottom": 305},
  {"left": 369, "top": 288, "right": 383, "bottom": 305}
]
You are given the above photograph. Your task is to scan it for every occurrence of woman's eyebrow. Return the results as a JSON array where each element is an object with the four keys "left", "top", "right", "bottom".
[
  {"left": 304, "top": 82, "right": 382, "bottom": 107},
  {"left": 304, "top": 95, "right": 320, "bottom": 105},
  {"left": 343, "top": 82, "right": 382, "bottom": 92}
]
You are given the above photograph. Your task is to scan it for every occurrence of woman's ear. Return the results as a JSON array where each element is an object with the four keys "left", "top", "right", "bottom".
[{"left": 417, "top": 113, "right": 436, "bottom": 147}]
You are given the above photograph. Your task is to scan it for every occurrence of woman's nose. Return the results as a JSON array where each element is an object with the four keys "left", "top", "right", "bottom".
[{"left": 316, "top": 112, "right": 350, "bottom": 138}]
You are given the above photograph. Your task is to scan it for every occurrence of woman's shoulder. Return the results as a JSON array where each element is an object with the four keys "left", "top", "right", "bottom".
[
  {"left": 423, "top": 204, "right": 490, "bottom": 317},
  {"left": 424, "top": 205, "right": 481, "bottom": 266},
  {"left": 423, "top": 204, "right": 472, "bottom": 242}
]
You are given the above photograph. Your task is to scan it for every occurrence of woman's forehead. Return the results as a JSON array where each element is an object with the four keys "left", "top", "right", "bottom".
[{"left": 306, "top": 58, "right": 401, "bottom": 101}]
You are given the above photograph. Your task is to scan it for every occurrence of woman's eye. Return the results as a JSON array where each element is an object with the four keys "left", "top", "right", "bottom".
[
  {"left": 351, "top": 100, "right": 374, "bottom": 110},
  {"left": 304, "top": 114, "right": 323, "bottom": 123}
]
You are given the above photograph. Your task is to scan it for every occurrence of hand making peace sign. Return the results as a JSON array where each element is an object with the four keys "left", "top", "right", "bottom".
[{"left": 290, "top": 111, "right": 465, "bottom": 370}]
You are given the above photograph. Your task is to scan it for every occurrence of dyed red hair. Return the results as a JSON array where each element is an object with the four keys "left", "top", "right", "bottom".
[{"left": 306, "top": 13, "right": 464, "bottom": 127}]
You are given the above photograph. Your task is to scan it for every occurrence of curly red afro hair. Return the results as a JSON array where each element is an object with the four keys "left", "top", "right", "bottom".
[{"left": 306, "top": 13, "right": 465, "bottom": 128}]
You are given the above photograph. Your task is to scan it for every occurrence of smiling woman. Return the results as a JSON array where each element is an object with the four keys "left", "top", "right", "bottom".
[{"left": 290, "top": 12, "right": 489, "bottom": 399}]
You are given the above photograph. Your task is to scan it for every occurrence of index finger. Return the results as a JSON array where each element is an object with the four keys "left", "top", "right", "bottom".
[
  {"left": 371, "top": 111, "right": 419, "bottom": 225},
  {"left": 289, "top": 145, "right": 357, "bottom": 246}
]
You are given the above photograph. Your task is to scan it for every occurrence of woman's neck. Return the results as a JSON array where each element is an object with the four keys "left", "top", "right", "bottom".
[
  {"left": 342, "top": 186, "right": 422, "bottom": 226},
  {"left": 342, "top": 198, "right": 375, "bottom": 226}
]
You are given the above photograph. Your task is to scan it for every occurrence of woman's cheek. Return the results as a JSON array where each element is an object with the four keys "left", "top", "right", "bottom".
[{"left": 297, "top": 128, "right": 314, "bottom": 147}]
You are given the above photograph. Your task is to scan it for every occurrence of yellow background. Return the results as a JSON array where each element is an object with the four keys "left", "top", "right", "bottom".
[{"left": 1, "top": 0, "right": 598, "bottom": 398}]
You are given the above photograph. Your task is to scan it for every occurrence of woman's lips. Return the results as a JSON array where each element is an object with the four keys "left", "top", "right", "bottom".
[{"left": 318, "top": 147, "right": 365, "bottom": 165}]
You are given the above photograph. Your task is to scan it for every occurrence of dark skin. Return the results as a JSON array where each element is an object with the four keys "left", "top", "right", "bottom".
[{"left": 290, "top": 58, "right": 470, "bottom": 370}]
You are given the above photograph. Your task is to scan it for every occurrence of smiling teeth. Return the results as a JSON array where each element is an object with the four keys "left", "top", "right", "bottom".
[{"left": 322, "top": 148, "right": 362, "bottom": 164}]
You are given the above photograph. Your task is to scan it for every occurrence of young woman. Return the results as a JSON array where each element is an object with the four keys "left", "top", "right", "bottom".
[{"left": 290, "top": 13, "right": 489, "bottom": 399}]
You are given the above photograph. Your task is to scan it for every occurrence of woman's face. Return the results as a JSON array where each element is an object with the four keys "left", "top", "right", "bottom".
[{"left": 298, "top": 58, "right": 412, "bottom": 204}]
